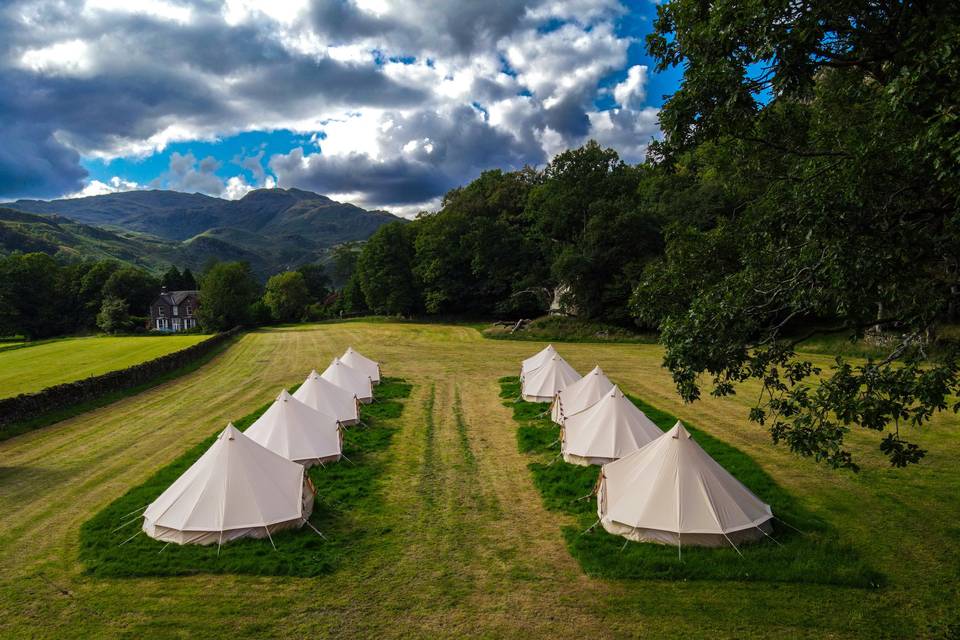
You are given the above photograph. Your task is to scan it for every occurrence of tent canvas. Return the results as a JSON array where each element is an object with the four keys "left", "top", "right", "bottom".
[
  {"left": 520, "top": 344, "right": 557, "bottom": 380},
  {"left": 561, "top": 386, "right": 662, "bottom": 466},
  {"left": 340, "top": 347, "right": 381, "bottom": 385},
  {"left": 143, "top": 423, "right": 313, "bottom": 546},
  {"left": 597, "top": 421, "right": 773, "bottom": 548},
  {"left": 551, "top": 364, "right": 614, "bottom": 424},
  {"left": 321, "top": 358, "right": 374, "bottom": 404},
  {"left": 245, "top": 389, "right": 342, "bottom": 467},
  {"left": 521, "top": 354, "right": 580, "bottom": 403},
  {"left": 293, "top": 369, "right": 361, "bottom": 426}
]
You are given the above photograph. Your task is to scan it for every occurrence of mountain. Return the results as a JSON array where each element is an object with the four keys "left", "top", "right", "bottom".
[{"left": 1, "top": 188, "right": 404, "bottom": 278}]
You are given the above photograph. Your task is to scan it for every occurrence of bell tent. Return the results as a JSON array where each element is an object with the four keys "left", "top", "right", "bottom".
[
  {"left": 340, "top": 347, "right": 381, "bottom": 385},
  {"left": 293, "top": 369, "right": 361, "bottom": 426},
  {"left": 561, "top": 386, "right": 663, "bottom": 465},
  {"left": 521, "top": 354, "right": 580, "bottom": 403},
  {"left": 597, "top": 421, "right": 774, "bottom": 549},
  {"left": 142, "top": 423, "right": 314, "bottom": 546},
  {"left": 322, "top": 358, "right": 374, "bottom": 404},
  {"left": 520, "top": 344, "right": 557, "bottom": 380},
  {"left": 245, "top": 389, "right": 342, "bottom": 467},
  {"left": 551, "top": 365, "right": 614, "bottom": 424}
]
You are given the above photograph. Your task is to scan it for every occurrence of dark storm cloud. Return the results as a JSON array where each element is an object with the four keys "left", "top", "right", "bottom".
[
  {"left": 0, "top": 123, "right": 87, "bottom": 197},
  {"left": 309, "top": 0, "right": 532, "bottom": 56},
  {"left": 271, "top": 104, "right": 546, "bottom": 205},
  {"left": 271, "top": 148, "right": 451, "bottom": 204}
]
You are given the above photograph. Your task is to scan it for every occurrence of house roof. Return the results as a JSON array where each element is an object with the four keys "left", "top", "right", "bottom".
[{"left": 155, "top": 290, "right": 199, "bottom": 306}]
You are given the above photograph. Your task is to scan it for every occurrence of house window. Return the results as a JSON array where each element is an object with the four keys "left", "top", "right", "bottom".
[
  {"left": 158, "top": 306, "right": 165, "bottom": 317},
  {"left": 185, "top": 305, "right": 192, "bottom": 316},
  {"left": 173, "top": 305, "right": 179, "bottom": 316}
]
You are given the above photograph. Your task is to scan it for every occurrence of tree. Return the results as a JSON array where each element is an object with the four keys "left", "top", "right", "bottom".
[
  {"left": 296, "top": 263, "right": 330, "bottom": 303},
  {"left": 96, "top": 297, "right": 132, "bottom": 334},
  {"left": 181, "top": 268, "right": 197, "bottom": 290},
  {"left": 330, "top": 242, "right": 361, "bottom": 288},
  {"left": 263, "top": 271, "right": 310, "bottom": 322},
  {"left": 635, "top": 0, "right": 960, "bottom": 468},
  {"left": 356, "top": 223, "right": 420, "bottom": 315},
  {"left": 77, "top": 260, "right": 120, "bottom": 329},
  {"left": 196, "top": 261, "right": 260, "bottom": 331},
  {"left": 337, "top": 273, "right": 368, "bottom": 315},
  {"left": 102, "top": 267, "right": 158, "bottom": 316},
  {"left": 525, "top": 143, "right": 659, "bottom": 323},
  {"left": 0, "top": 252, "right": 66, "bottom": 339},
  {"left": 412, "top": 168, "right": 546, "bottom": 317},
  {"left": 161, "top": 265, "right": 183, "bottom": 290}
]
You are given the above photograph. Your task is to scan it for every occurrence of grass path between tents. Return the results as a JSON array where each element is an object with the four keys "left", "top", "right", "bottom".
[{"left": 0, "top": 322, "right": 958, "bottom": 637}]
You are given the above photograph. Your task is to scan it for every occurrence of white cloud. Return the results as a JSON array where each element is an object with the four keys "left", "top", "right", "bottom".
[
  {"left": 84, "top": 0, "right": 194, "bottom": 24},
  {"left": 587, "top": 105, "right": 661, "bottom": 162},
  {"left": 221, "top": 175, "right": 254, "bottom": 200},
  {"left": 222, "top": 0, "right": 309, "bottom": 26},
  {"left": 69, "top": 176, "right": 142, "bottom": 198},
  {"left": 19, "top": 40, "right": 94, "bottom": 76},
  {"left": 613, "top": 64, "right": 648, "bottom": 109},
  {"left": 502, "top": 22, "right": 627, "bottom": 106}
]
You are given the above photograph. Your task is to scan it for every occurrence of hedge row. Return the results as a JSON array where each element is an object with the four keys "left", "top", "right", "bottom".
[{"left": 0, "top": 328, "right": 242, "bottom": 433}]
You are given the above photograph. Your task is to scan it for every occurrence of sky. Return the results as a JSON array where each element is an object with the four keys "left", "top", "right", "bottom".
[{"left": 0, "top": 0, "right": 682, "bottom": 216}]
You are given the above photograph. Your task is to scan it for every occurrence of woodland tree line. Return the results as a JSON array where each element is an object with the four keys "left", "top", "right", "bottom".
[{"left": 1, "top": 0, "right": 957, "bottom": 468}]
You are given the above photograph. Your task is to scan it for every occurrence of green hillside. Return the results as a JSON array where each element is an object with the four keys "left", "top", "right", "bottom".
[{"left": 0, "top": 207, "right": 179, "bottom": 272}]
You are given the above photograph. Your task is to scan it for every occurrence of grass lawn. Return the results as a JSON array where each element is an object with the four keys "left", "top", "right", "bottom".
[
  {"left": 0, "top": 334, "right": 210, "bottom": 398},
  {"left": 500, "top": 377, "right": 881, "bottom": 586},
  {"left": 0, "top": 322, "right": 958, "bottom": 638},
  {"left": 79, "top": 378, "right": 411, "bottom": 577}
]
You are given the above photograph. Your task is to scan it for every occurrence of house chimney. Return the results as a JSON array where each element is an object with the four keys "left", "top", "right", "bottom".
[{"left": 161, "top": 285, "right": 168, "bottom": 294}]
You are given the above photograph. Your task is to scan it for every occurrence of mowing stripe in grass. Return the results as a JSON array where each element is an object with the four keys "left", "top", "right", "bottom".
[
  {"left": 418, "top": 383, "right": 439, "bottom": 507},
  {"left": 452, "top": 384, "right": 476, "bottom": 469},
  {"left": 499, "top": 375, "right": 884, "bottom": 588},
  {"left": 78, "top": 377, "right": 412, "bottom": 577}
]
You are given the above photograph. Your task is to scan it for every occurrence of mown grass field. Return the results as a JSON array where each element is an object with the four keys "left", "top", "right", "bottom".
[
  {"left": 0, "top": 321, "right": 958, "bottom": 638},
  {"left": 0, "top": 334, "right": 210, "bottom": 398}
]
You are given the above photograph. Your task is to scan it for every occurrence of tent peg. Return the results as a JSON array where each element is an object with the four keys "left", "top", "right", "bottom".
[
  {"left": 579, "top": 519, "right": 601, "bottom": 537},
  {"left": 119, "top": 530, "right": 142, "bottom": 546}
]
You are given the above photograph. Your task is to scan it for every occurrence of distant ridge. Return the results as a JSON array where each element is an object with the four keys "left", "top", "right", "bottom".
[{"left": 0, "top": 188, "right": 405, "bottom": 278}]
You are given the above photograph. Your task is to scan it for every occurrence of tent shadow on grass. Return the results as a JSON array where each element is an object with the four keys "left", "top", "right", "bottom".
[
  {"left": 499, "top": 376, "right": 884, "bottom": 588},
  {"left": 79, "top": 378, "right": 412, "bottom": 578}
]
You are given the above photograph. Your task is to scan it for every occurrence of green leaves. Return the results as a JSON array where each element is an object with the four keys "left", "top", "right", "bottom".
[
  {"left": 197, "top": 261, "right": 260, "bottom": 331},
  {"left": 635, "top": 0, "right": 960, "bottom": 469}
]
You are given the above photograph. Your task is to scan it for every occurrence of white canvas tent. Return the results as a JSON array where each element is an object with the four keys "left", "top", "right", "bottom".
[
  {"left": 142, "top": 423, "right": 314, "bottom": 546},
  {"left": 561, "top": 386, "right": 663, "bottom": 466},
  {"left": 293, "top": 369, "right": 361, "bottom": 426},
  {"left": 322, "top": 358, "right": 374, "bottom": 404},
  {"left": 245, "top": 389, "right": 342, "bottom": 467},
  {"left": 520, "top": 344, "right": 557, "bottom": 380},
  {"left": 597, "top": 421, "right": 773, "bottom": 549},
  {"left": 341, "top": 347, "right": 381, "bottom": 385},
  {"left": 551, "top": 365, "right": 614, "bottom": 424},
  {"left": 521, "top": 354, "right": 580, "bottom": 403}
]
